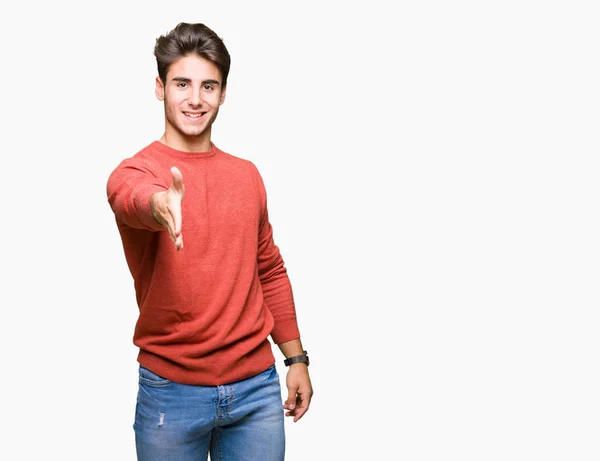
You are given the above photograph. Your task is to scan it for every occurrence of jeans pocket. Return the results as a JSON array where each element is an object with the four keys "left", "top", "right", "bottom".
[
  {"left": 261, "top": 364, "right": 280, "bottom": 385},
  {"left": 139, "top": 365, "right": 171, "bottom": 387}
]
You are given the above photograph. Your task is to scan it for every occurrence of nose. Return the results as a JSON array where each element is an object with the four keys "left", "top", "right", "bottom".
[{"left": 188, "top": 86, "right": 203, "bottom": 107}]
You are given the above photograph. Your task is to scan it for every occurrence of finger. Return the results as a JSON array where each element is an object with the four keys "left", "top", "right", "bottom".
[
  {"left": 170, "top": 167, "right": 185, "bottom": 197},
  {"left": 162, "top": 204, "right": 183, "bottom": 250},
  {"left": 169, "top": 201, "right": 183, "bottom": 237},
  {"left": 165, "top": 219, "right": 178, "bottom": 245},
  {"left": 174, "top": 235, "right": 183, "bottom": 251},
  {"left": 292, "top": 395, "right": 310, "bottom": 422},
  {"left": 168, "top": 219, "right": 183, "bottom": 250},
  {"left": 284, "top": 390, "right": 297, "bottom": 410},
  {"left": 293, "top": 406, "right": 307, "bottom": 422},
  {"left": 157, "top": 207, "right": 177, "bottom": 243}
]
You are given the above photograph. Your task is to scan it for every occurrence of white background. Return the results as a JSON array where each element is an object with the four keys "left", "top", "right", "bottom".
[{"left": 1, "top": 0, "right": 599, "bottom": 460}]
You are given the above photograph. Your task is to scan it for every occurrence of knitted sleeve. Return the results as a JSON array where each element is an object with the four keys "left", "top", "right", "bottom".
[
  {"left": 251, "top": 162, "right": 301, "bottom": 344},
  {"left": 106, "top": 157, "right": 168, "bottom": 231}
]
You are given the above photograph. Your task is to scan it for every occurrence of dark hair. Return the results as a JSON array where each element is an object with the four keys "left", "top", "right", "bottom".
[{"left": 154, "top": 22, "right": 231, "bottom": 87}]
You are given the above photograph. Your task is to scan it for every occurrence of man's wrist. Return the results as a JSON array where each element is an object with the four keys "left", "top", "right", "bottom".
[{"left": 284, "top": 350, "right": 309, "bottom": 367}]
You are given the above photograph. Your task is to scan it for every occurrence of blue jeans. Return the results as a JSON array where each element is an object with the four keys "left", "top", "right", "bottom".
[{"left": 134, "top": 364, "right": 285, "bottom": 461}]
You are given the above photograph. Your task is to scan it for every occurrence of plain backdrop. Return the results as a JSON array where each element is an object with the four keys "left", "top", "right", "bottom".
[{"left": 1, "top": 1, "right": 599, "bottom": 460}]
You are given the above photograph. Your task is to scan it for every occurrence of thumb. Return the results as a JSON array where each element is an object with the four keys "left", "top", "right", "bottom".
[{"left": 170, "top": 166, "right": 184, "bottom": 197}]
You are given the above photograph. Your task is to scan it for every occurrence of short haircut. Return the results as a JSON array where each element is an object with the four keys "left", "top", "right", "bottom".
[{"left": 154, "top": 22, "right": 231, "bottom": 86}]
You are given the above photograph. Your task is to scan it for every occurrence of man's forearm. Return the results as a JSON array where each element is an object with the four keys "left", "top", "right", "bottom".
[{"left": 277, "top": 338, "right": 305, "bottom": 359}]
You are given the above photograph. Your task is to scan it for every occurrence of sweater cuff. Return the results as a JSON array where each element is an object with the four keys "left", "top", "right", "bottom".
[
  {"left": 134, "top": 184, "right": 167, "bottom": 231},
  {"left": 270, "top": 321, "right": 301, "bottom": 345}
]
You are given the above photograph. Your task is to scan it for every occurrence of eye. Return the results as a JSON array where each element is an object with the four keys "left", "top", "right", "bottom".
[
  {"left": 203, "top": 85, "right": 214, "bottom": 91},
  {"left": 176, "top": 82, "right": 188, "bottom": 88}
]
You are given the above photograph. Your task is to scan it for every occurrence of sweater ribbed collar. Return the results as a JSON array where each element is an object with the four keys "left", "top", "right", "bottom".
[{"left": 151, "top": 140, "right": 219, "bottom": 159}]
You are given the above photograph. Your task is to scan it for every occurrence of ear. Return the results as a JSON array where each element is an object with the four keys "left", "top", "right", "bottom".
[
  {"left": 155, "top": 76, "right": 165, "bottom": 101},
  {"left": 219, "top": 85, "right": 227, "bottom": 105}
]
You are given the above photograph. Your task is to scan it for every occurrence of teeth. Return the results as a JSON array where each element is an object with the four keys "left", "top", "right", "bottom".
[{"left": 185, "top": 112, "right": 203, "bottom": 118}]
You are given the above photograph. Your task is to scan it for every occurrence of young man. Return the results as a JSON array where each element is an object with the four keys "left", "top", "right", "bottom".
[{"left": 106, "top": 22, "right": 312, "bottom": 461}]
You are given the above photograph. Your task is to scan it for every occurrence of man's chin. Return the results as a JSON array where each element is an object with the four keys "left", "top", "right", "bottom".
[{"left": 180, "top": 126, "right": 207, "bottom": 137}]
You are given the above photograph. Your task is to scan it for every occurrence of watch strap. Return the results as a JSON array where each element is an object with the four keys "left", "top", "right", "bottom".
[{"left": 284, "top": 350, "right": 309, "bottom": 367}]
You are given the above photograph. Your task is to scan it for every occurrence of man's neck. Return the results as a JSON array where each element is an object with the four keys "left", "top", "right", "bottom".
[{"left": 160, "top": 129, "right": 213, "bottom": 153}]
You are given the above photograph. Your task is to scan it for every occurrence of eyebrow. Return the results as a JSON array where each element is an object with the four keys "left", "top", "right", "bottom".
[{"left": 171, "top": 77, "right": 221, "bottom": 87}]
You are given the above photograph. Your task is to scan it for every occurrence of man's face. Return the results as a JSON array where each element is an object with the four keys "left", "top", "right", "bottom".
[{"left": 155, "top": 54, "right": 226, "bottom": 143}]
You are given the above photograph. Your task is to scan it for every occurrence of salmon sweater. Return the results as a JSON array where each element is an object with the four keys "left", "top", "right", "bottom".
[{"left": 106, "top": 141, "right": 300, "bottom": 385}]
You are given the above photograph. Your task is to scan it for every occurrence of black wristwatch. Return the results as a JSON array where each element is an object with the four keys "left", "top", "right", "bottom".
[{"left": 284, "top": 350, "right": 309, "bottom": 367}]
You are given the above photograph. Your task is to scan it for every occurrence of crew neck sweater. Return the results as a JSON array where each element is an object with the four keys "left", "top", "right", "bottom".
[{"left": 106, "top": 141, "right": 300, "bottom": 385}]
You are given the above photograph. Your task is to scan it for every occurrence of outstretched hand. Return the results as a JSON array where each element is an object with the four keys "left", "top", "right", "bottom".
[{"left": 151, "top": 167, "right": 185, "bottom": 251}]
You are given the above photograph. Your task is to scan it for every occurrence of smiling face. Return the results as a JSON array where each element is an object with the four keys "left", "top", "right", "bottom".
[{"left": 155, "top": 54, "right": 226, "bottom": 152}]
